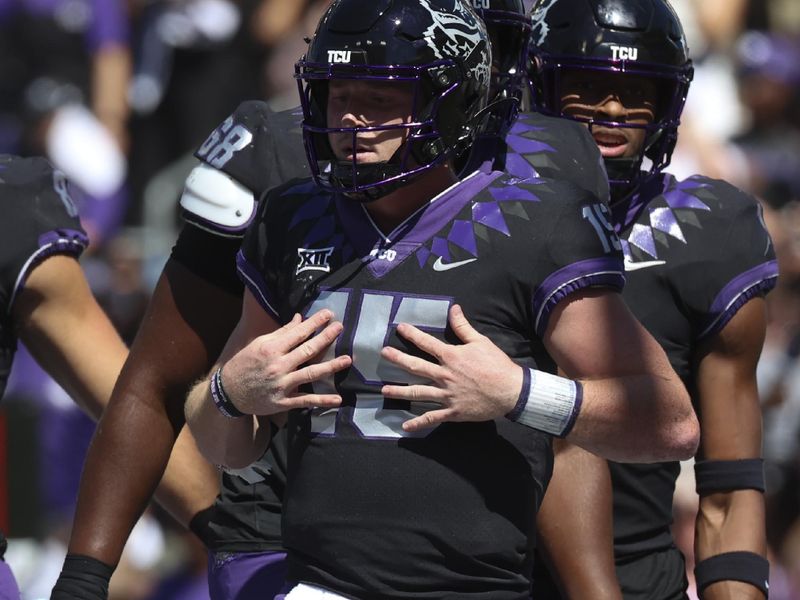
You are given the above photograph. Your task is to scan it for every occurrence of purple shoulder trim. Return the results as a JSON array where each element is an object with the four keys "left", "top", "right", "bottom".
[
  {"left": 9, "top": 228, "right": 88, "bottom": 315},
  {"left": 699, "top": 260, "right": 779, "bottom": 339},
  {"left": 532, "top": 257, "right": 625, "bottom": 337},
  {"left": 236, "top": 250, "right": 281, "bottom": 322}
]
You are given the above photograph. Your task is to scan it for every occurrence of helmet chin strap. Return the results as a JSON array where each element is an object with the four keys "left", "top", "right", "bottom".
[
  {"left": 331, "top": 136, "right": 442, "bottom": 202},
  {"left": 332, "top": 159, "right": 406, "bottom": 202},
  {"left": 603, "top": 126, "right": 666, "bottom": 205},
  {"left": 605, "top": 157, "right": 641, "bottom": 205}
]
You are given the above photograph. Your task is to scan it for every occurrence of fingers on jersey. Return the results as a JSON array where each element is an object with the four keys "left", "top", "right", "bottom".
[
  {"left": 401, "top": 407, "right": 459, "bottom": 433},
  {"left": 223, "top": 310, "right": 351, "bottom": 416},
  {"left": 382, "top": 305, "right": 524, "bottom": 430},
  {"left": 393, "top": 321, "right": 448, "bottom": 363},
  {"left": 258, "top": 315, "right": 352, "bottom": 409},
  {"left": 447, "top": 304, "right": 486, "bottom": 344},
  {"left": 380, "top": 344, "right": 446, "bottom": 382},
  {"left": 262, "top": 311, "right": 344, "bottom": 368}
]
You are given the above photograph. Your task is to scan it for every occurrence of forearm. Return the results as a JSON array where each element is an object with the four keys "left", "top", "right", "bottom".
[
  {"left": 68, "top": 393, "right": 178, "bottom": 564},
  {"left": 152, "top": 424, "right": 219, "bottom": 529},
  {"left": 691, "top": 299, "right": 769, "bottom": 599},
  {"left": 567, "top": 372, "right": 697, "bottom": 463},
  {"left": 541, "top": 292, "right": 698, "bottom": 462},
  {"left": 16, "top": 258, "right": 129, "bottom": 420},
  {"left": 537, "top": 440, "right": 621, "bottom": 599},
  {"left": 695, "top": 491, "right": 767, "bottom": 600},
  {"left": 185, "top": 373, "right": 268, "bottom": 469}
]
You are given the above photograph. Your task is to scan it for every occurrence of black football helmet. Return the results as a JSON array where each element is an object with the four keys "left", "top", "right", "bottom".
[
  {"left": 295, "top": 0, "right": 491, "bottom": 201},
  {"left": 470, "top": 0, "right": 531, "bottom": 133},
  {"left": 528, "top": 0, "right": 693, "bottom": 194}
]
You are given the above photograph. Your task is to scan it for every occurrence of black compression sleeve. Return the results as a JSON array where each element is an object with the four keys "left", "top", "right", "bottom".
[{"left": 170, "top": 223, "right": 245, "bottom": 296}]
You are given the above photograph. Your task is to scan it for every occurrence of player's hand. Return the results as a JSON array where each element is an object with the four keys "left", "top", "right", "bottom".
[
  {"left": 220, "top": 309, "right": 351, "bottom": 416},
  {"left": 380, "top": 304, "right": 523, "bottom": 432}
]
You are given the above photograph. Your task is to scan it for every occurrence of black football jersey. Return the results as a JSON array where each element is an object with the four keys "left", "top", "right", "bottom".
[
  {"left": 609, "top": 173, "right": 778, "bottom": 559},
  {"left": 194, "top": 100, "right": 309, "bottom": 211},
  {"left": 171, "top": 101, "right": 309, "bottom": 552},
  {"left": 172, "top": 101, "right": 613, "bottom": 555},
  {"left": 462, "top": 111, "right": 609, "bottom": 204},
  {"left": 504, "top": 111, "right": 609, "bottom": 204},
  {"left": 238, "top": 170, "right": 625, "bottom": 598},
  {"left": 0, "top": 155, "right": 88, "bottom": 399}
]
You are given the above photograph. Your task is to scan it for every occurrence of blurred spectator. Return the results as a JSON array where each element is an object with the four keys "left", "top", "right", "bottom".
[
  {"left": 259, "top": 0, "right": 331, "bottom": 109},
  {"left": 125, "top": 0, "right": 268, "bottom": 227},
  {"left": 669, "top": 0, "right": 751, "bottom": 182},
  {"left": 126, "top": 0, "right": 330, "bottom": 273},
  {"left": 92, "top": 231, "right": 151, "bottom": 344},
  {"left": 0, "top": 0, "right": 132, "bottom": 246},
  {"left": 730, "top": 31, "right": 800, "bottom": 209}
]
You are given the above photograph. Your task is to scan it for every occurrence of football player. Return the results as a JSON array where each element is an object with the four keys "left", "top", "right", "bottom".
[
  {"left": 185, "top": 0, "right": 697, "bottom": 597},
  {"left": 53, "top": 1, "right": 691, "bottom": 598},
  {"left": 52, "top": 2, "right": 627, "bottom": 598},
  {"left": 528, "top": 0, "right": 776, "bottom": 598},
  {"left": 0, "top": 156, "right": 213, "bottom": 600}
]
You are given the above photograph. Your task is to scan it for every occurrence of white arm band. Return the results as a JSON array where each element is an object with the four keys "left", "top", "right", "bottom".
[
  {"left": 505, "top": 368, "right": 583, "bottom": 437},
  {"left": 180, "top": 163, "right": 256, "bottom": 233}
]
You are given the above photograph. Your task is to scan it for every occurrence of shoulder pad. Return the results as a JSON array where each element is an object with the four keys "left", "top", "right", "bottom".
[{"left": 180, "top": 163, "right": 256, "bottom": 235}]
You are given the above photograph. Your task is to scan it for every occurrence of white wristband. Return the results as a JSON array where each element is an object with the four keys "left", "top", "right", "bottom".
[{"left": 505, "top": 368, "right": 582, "bottom": 437}]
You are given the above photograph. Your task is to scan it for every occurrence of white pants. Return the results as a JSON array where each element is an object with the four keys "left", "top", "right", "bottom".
[{"left": 283, "top": 583, "right": 353, "bottom": 600}]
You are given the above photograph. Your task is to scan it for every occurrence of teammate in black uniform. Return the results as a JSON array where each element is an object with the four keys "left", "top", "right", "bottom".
[
  {"left": 528, "top": 1, "right": 777, "bottom": 598},
  {"left": 50, "top": 101, "right": 308, "bottom": 600},
  {"left": 0, "top": 155, "right": 127, "bottom": 598},
  {"left": 177, "top": 102, "right": 310, "bottom": 599},
  {"left": 185, "top": 0, "right": 697, "bottom": 598},
  {"left": 54, "top": 2, "right": 626, "bottom": 599}
]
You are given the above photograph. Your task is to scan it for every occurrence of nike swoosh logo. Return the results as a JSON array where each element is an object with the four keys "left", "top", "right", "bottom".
[
  {"left": 432, "top": 257, "right": 477, "bottom": 272},
  {"left": 624, "top": 259, "right": 666, "bottom": 271}
]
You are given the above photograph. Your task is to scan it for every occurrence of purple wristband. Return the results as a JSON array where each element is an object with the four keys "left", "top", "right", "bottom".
[
  {"left": 506, "top": 367, "right": 532, "bottom": 422},
  {"left": 210, "top": 367, "right": 246, "bottom": 419}
]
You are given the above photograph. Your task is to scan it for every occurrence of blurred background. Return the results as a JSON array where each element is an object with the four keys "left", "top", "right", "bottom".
[{"left": 0, "top": 0, "right": 798, "bottom": 598}]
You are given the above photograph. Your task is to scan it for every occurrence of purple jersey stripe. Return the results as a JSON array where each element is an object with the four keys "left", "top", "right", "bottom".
[
  {"left": 236, "top": 250, "right": 281, "bottom": 322},
  {"left": 365, "top": 170, "right": 502, "bottom": 279},
  {"left": 532, "top": 257, "right": 625, "bottom": 337},
  {"left": 8, "top": 229, "right": 88, "bottom": 315},
  {"left": 699, "top": 259, "right": 779, "bottom": 340}
]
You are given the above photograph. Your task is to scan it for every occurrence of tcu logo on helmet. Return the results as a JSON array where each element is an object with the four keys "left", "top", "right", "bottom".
[
  {"left": 471, "top": 0, "right": 491, "bottom": 8},
  {"left": 327, "top": 50, "right": 352, "bottom": 63},
  {"left": 610, "top": 45, "right": 639, "bottom": 60}
]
